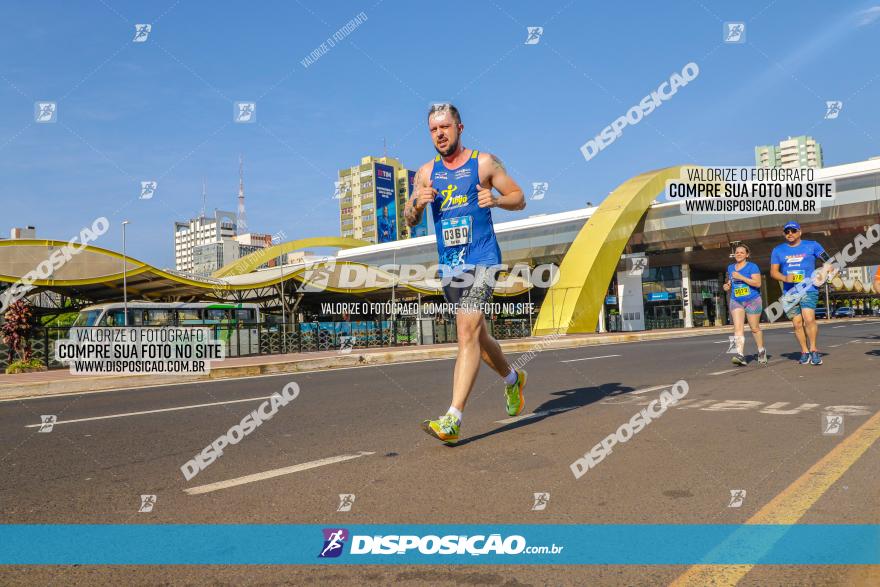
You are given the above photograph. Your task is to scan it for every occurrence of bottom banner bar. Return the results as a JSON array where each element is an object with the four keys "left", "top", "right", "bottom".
[{"left": 1, "top": 524, "right": 878, "bottom": 565}]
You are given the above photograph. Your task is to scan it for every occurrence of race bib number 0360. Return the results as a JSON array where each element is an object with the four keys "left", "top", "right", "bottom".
[{"left": 441, "top": 216, "right": 472, "bottom": 247}]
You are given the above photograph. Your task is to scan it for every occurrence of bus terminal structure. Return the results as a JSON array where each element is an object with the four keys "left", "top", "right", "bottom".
[{"left": 3, "top": 160, "right": 880, "bottom": 336}]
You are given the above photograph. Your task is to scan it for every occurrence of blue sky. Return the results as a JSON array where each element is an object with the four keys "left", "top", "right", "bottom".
[{"left": 2, "top": 1, "right": 879, "bottom": 267}]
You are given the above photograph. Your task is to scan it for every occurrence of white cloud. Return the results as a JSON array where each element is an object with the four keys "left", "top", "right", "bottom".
[{"left": 856, "top": 6, "right": 880, "bottom": 26}]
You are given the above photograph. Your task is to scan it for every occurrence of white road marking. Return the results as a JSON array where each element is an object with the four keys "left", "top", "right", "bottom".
[
  {"left": 631, "top": 384, "right": 673, "bottom": 395},
  {"left": 713, "top": 340, "right": 729, "bottom": 344},
  {"left": 833, "top": 325, "right": 847, "bottom": 329},
  {"left": 23, "top": 395, "right": 276, "bottom": 428},
  {"left": 560, "top": 354, "right": 621, "bottom": 363},
  {"left": 495, "top": 407, "right": 575, "bottom": 424},
  {"left": 710, "top": 368, "right": 741, "bottom": 376},
  {"left": 184, "top": 452, "right": 375, "bottom": 495}
]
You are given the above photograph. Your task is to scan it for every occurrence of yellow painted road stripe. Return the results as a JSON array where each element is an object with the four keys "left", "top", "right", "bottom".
[{"left": 670, "top": 408, "right": 880, "bottom": 587}]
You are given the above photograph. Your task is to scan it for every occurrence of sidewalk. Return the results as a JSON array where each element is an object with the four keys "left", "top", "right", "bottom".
[{"left": 0, "top": 319, "right": 869, "bottom": 400}]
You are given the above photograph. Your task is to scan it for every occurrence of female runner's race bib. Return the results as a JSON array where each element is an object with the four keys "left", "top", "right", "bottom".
[{"left": 734, "top": 285, "right": 750, "bottom": 297}]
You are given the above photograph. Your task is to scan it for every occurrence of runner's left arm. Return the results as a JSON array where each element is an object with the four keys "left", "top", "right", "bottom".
[{"left": 477, "top": 153, "right": 525, "bottom": 210}]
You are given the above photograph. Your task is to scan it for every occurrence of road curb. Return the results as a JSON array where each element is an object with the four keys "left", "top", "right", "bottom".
[{"left": 1, "top": 318, "right": 872, "bottom": 400}]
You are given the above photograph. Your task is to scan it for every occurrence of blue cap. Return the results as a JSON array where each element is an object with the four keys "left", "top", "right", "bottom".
[{"left": 783, "top": 221, "right": 800, "bottom": 231}]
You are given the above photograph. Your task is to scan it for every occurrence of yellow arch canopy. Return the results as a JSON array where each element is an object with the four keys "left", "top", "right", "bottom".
[
  {"left": 213, "top": 236, "right": 371, "bottom": 278},
  {"left": 533, "top": 166, "right": 689, "bottom": 336}
]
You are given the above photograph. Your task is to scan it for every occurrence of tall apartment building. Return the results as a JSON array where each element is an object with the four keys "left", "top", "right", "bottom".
[
  {"left": 755, "top": 135, "right": 823, "bottom": 169},
  {"left": 337, "top": 155, "right": 428, "bottom": 243},
  {"left": 174, "top": 210, "right": 237, "bottom": 273}
]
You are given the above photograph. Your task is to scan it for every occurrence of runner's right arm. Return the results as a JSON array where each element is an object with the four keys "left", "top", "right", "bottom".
[
  {"left": 769, "top": 247, "right": 789, "bottom": 283},
  {"left": 404, "top": 162, "right": 436, "bottom": 227},
  {"left": 770, "top": 263, "right": 789, "bottom": 283}
]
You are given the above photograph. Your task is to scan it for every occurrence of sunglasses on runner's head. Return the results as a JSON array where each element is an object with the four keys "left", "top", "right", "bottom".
[{"left": 784, "top": 228, "right": 799, "bottom": 234}]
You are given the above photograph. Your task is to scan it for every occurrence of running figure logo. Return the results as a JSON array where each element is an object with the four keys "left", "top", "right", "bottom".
[
  {"left": 822, "top": 413, "right": 844, "bottom": 435},
  {"left": 824, "top": 101, "right": 843, "bottom": 120},
  {"left": 138, "top": 494, "right": 156, "bottom": 513},
  {"left": 531, "top": 182, "right": 549, "bottom": 201},
  {"left": 728, "top": 489, "right": 746, "bottom": 508},
  {"left": 337, "top": 494, "right": 356, "bottom": 512},
  {"left": 38, "top": 415, "right": 57, "bottom": 433},
  {"left": 140, "top": 181, "right": 157, "bottom": 200},
  {"left": 440, "top": 184, "right": 466, "bottom": 210},
  {"left": 300, "top": 257, "right": 336, "bottom": 293},
  {"left": 724, "top": 22, "right": 745, "bottom": 43},
  {"left": 531, "top": 492, "right": 550, "bottom": 511},
  {"left": 333, "top": 180, "right": 349, "bottom": 200},
  {"left": 34, "top": 102, "right": 57, "bottom": 123},
  {"left": 628, "top": 256, "right": 648, "bottom": 276},
  {"left": 318, "top": 528, "right": 349, "bottom": 558},
  {"left": 338, "top": 336, "right": 355, "bottom": 355},
  {"left": 727, "top": 335, "right": 744, "bottom": 354},
  {"left": 235, "top": 102, "right": 256, "bottom": 123},
  {"left": 133, "top": 24, "right": 151, "bottom": 43},
  {"left": 524, "top": 27, "right": 543, "bottom": 45}
]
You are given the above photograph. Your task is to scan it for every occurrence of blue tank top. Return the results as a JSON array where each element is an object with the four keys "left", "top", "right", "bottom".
[{"left": 429, "top": 149, "right": 501, "bottom": 275}]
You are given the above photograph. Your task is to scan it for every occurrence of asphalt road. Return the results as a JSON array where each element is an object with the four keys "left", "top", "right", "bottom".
[{"left": 2, "top": 320, "right": 879, "bottom": 586}]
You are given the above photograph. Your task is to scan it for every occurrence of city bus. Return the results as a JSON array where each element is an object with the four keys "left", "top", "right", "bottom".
[{"left": 71, "top": 301, "right": 261, "bottom": 355}]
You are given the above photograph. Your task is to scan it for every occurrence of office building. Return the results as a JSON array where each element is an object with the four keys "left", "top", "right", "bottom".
[
  {"left": 190, "top": 232, "right": 276, "bottom": 276},
  {"left": 174, "top": 210, "right": 237, "bottom": 273}
]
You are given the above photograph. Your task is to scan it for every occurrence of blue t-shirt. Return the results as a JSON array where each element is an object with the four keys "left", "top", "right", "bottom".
[
  {"left": 770, "top": 240, "right": 826, "bottom": 292},
  {"left": 727, "top": 261, "right": 761, "bottom": 301}
]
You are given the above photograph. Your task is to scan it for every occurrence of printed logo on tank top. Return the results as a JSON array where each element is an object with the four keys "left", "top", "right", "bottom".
[{"left": 440, "top": 183, "right": 467, "bottom": 211}]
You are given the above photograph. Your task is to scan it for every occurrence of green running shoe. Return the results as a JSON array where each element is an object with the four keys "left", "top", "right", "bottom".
[
  {"left": 504, "top": 369, "right": 527, "bottom": 417},
  {"left": 421, "top": 413, "right": 460, "bottom": 444}
]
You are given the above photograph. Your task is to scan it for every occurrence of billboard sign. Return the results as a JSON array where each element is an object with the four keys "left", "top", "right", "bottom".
[{"left": 375, "top": 163, "right": 397, "bottom": 243}]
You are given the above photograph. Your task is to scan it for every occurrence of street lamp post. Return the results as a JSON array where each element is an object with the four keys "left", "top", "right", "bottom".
[
  {"left": 122, "top": 220, "right": 129, "bottom": 326},
  {"left": 280, "top": 254, "right": 287, "bottom": 353}
]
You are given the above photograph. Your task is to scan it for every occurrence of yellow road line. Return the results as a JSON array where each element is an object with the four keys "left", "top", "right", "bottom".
[{"left": 670, "top": 408, "right": 880, "bottom": 587}]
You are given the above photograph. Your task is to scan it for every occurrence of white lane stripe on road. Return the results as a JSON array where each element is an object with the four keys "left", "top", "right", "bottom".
[
  {"left": 495, "top": 407, "right": 575, "bottom": 424},
  {"left": 833, "top": 325, "right": 847, "bottom": 329},
  {"left": 631, "top": 384, "right": 673, "bottom": 395},
  {"left": 710, "top": 368, "right": 740, "bottom": 376},
  {"left": 184, "top": 452, "right": 375, "bottom": 495},
  {"left": 560, "top": 354, "right": 621, "bottom": 363},
  {"left": 23, "top": 395, "right": 276, "bottom": 428}
]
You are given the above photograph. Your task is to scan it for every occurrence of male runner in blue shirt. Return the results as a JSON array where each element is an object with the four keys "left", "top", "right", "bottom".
[
  {"left": 770, "top": 221, "right": 832, "bottom": 365},
  {"left": 404, "top": 103, "right": 527, "bottom": 444}
]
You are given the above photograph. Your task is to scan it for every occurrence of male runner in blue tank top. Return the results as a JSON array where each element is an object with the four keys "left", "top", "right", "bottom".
[{"left": 404, "top": 103, "right": 527, "bottom": 444}]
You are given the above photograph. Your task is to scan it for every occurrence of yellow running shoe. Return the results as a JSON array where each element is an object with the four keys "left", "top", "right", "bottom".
[
  {"left": 504, "top": 369, "right": 527, "bottom": 417},
  {"left": 420, "top": 413, "right": 460, "bottom": 444}
]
